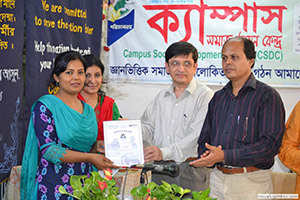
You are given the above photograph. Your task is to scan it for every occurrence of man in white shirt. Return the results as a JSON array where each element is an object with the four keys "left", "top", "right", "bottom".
[{"left": 141, "top": 41, "right": 214, "bottom": 192}]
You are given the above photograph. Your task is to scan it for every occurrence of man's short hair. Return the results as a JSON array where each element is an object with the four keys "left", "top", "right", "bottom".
[
  {"left": 165, "top": 41, "right": 198, "bottom": 63},
  {"left": 222, "top": 36, "right": 256, "bottom": 68}
]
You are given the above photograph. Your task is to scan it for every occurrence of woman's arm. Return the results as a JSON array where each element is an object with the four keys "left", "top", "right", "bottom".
[
  {"left": 34, "top": 101, "right": 117, "bottom": 169},
  {"left": 60, "top": 150, "right": 118, "bottom": 169}
]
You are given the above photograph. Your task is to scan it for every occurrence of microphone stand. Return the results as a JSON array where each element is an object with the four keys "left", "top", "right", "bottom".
[
  {"left": 140, "top": 169, "right": 147, "bottom": 184},
  {"left": 121, "top": 167, "right": 130, "bottom": 200},
  {"left": 120, "top": 167, "right": 149, "bottom": 199}
]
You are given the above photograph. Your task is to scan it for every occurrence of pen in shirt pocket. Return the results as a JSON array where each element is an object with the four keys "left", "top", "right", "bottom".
[
  {"left": 237, "top": 115, "right": 240, "bottom": 124},
  {"left": 245, "top": 117, "right": 248, "bottom": 133},
  {"left": 183, "top": 113, "right": 188, "bottom": 123},
  {"left": 242, "top": 117, "right": 248, "bottom": 142}
]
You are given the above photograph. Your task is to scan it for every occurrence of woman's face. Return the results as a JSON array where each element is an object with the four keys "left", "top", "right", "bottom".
[
  {"left": 82, "top": 65, "right": 103, "bottom": 95},
  {"left": 54, "top": 59, "right": 85, "bottom": 95}
]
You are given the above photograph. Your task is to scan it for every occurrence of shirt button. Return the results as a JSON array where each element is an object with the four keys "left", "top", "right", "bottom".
[
  {"left": 175, "top": 103, "right": 178, "bottom": 106},
  {"left": 233, "top": 98, "right": 237, "bottom": 102},
  {"left": 167, "top": 136, "right": 170, "bottom": 139},
  {"left": 172, "top": 120, "right": 175, "bottom": 123}
]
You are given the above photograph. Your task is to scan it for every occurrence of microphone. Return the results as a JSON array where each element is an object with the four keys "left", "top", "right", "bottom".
[{"left": 132, "top": 163, "right": 180, "bottom": 177}]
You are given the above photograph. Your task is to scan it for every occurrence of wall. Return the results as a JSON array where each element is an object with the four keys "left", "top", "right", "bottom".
[{"left": 103, "top": 81, "right": 300, "bottom": 172}]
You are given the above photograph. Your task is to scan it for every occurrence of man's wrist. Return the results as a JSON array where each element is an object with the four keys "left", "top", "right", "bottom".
[{"left": 221, "top": 150, "right": 225, "bottom": 164}]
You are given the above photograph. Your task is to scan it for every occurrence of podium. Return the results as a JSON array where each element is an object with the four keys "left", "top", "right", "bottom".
[{"left": 114, "top": 169, "right": 151, "bottom": 196}]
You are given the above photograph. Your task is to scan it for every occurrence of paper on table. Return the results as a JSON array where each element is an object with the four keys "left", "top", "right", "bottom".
[{"left": 103, "top": 120, "right": 144, "bottom": 167}]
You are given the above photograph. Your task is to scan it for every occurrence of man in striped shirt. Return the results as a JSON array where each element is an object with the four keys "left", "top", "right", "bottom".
[{"left": 190, "top": 36, "right": 285, "bottom": 200}]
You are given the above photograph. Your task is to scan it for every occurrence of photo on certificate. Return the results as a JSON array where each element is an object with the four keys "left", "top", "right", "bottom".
[{"left": 103, "top": 120, "right": 144, "bottom": 167}]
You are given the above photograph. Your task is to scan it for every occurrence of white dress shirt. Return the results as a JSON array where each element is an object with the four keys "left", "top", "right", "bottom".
[{"left": 141, "top": 78, "right": 213, "bottom": 164}]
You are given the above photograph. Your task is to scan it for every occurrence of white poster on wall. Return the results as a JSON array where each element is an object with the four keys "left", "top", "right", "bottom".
[{"left": 104, "top": 0, "right": 300, "bottom": 87}]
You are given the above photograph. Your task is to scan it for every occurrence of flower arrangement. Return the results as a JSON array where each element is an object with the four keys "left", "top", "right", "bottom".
[
  {"left": 58, "top": 169, "right": 119, "bottom": 200},
  {"left": 130, "top": 181, "right": 217, "bottom": 200},
  {"left": 58, "top": 168, "right": 216, "bottom": 200}
]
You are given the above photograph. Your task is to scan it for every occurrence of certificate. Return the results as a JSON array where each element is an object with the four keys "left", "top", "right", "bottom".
[{"left": 103, "top": 120, "right": 144, "bottom": 167}]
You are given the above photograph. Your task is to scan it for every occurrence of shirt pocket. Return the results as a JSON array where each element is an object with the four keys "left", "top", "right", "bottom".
[
  {"left": 236, "top": 116, "right": 257, "bottom": 144},
  {"left": 173, "top": 114, "right": 189, "bottom": 140}
]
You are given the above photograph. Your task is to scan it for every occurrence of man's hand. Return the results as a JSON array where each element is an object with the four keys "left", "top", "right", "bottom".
[
  {"left": 90, "top": 140, "right": 105, "bottom": 154},
  {"left": 200, "top": 149, "right": 211, "bottom": 158},
  {"left": 189, "top": 143, "right": 224, "bottom": 167},
  {"left": 144, "top": 146, "right": 163, "bottom": 163}
]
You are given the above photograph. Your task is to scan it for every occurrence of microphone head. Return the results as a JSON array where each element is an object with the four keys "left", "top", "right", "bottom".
[
  {"left": 168, "top": 163, "right": 180, "bottom": 177},
  {"left": 133, "top": 163, "right": 180, "bottom": 177}
]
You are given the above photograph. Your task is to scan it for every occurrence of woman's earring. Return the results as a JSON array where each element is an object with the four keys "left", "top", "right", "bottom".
[{"left": 48, "top": 82, "right": 59, "bottom": 94}]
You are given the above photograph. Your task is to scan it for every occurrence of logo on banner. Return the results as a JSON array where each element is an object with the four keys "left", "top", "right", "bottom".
[{"left": 107, "top": 0, "right": 135, "bottom": 46}]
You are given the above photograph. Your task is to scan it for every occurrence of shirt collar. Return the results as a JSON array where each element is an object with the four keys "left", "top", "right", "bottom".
[
  {"left": 224, "top": 72, "right": 257, "bottom": 93},
  {"left": 165, "top": 78, "right": 197, "bottom": 97}
]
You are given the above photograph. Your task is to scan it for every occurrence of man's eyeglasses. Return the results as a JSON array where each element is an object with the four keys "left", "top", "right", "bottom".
[{"left": 168, "top": 60, "right": 194, "bottom": 69}]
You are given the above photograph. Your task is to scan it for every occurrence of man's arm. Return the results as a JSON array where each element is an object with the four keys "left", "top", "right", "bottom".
[
  {"left": 196, "top": 100, "right": 214, "bottom": 157},
  {"left": 141, "top": 96, "right": 163, "bottom": 163},
  {"left": 278, "top": 101, "right": 300, "bottom": 174},
  {"left": 140, "top": 98, "right": 156, "bottom": 145},
  {"left": 190, "top": 97, "right": 222, "bottom": 168}
]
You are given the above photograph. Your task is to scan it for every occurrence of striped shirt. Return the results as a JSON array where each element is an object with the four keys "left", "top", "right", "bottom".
[{"left": 197, "top": 73, "right": 285, "bottom": 169}]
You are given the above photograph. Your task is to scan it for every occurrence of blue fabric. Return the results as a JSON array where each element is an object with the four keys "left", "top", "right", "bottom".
[{"left": 21, "top": 95, "right": 97, "bottom": 200}]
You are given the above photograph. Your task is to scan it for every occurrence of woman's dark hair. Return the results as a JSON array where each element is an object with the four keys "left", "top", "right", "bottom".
[
  {"left": 165, "top": 41, "right": 198, "bottom": 63},
  {"left": 84, "top": 54, "right": 105, "bottom": 75},
  {"left": 83, "top": 54, "right": 106, "bottom": 97},
  {"left": 48, "top": 51, "right": 86, "bottom": 86}
]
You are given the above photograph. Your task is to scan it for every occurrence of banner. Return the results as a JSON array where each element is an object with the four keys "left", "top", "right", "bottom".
[
  {"left": 0, "top": 0, "right": 24, "bottom": 182},
  {"left": 105, "top": 0, "right": 300, "bottom": 87},
  {"left": 24, "top": 0, "right": 103, "bottom": 148}
]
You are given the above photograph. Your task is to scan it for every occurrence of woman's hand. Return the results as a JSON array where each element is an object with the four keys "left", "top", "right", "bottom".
[
  {"left": 118, "top": 118, "right": 129, "bottom": 120},
  {"left": 60, "top": 149, "right": 118, "bottom": 169},
  {"left": 91, "top": 154, "right": 119, "bottom": 170}
]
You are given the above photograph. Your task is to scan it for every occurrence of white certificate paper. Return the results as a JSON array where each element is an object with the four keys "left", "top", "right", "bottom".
[{"left": 103, "top": 120, "right": 144, "bottom": 167}]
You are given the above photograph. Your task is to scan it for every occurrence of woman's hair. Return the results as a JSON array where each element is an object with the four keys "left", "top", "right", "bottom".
[
  {"left": 84, "top": 54, "right": 105, "bottom": 75},
  {"left": 83, "top": 54, "right": 106, "bottom": 97},
  {"left": 48, "top": 51, "right": 86, "bottom": 86}
]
